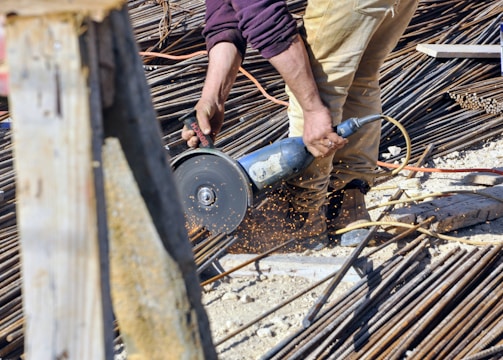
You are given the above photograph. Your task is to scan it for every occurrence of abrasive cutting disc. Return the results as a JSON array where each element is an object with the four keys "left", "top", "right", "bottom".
[{"left": 173, "top": 152, "right": 250, "bottom": 234}]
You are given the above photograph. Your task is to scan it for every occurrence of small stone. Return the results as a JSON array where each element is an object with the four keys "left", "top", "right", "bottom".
[
  {"left": 271, "top": 316, "right": 286, "bottom": 324},
  {"left": 256, "top": 327, "right": 274, "bottom": 338},
  {"left": 240, "top": 294, "right": 254, "bottom": 303},
  {"left": 222, "top": 292, "right": 239, "bottom": 301},
  {"left": 225, "top": 320, "right": 241, "bottom": 330},
  {"left": 271, "top": 316, "right": 292, "bottom": 331},
  {"left": 388, "top": 146, "right": 401, "bottom": 156},
  {"left": 259, "top": 274, "right": 269, "bottom": 281}
]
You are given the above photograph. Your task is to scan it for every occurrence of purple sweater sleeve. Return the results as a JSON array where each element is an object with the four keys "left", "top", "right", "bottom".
[{"left": 204, "top": 0, "right": 298, "bottom": 59}]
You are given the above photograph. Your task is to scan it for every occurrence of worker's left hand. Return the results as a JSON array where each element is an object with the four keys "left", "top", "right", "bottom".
[
  {"left": 181, "top": 98, "right": 224, "bottom": 148},
  {"left": 302, "top": 107, "right": 347, "bottom": 157}
]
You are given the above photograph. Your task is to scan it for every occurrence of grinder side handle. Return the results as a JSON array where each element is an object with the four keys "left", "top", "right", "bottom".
[{"left": 179, "top": 111, "right": 214, "bottom": 148}]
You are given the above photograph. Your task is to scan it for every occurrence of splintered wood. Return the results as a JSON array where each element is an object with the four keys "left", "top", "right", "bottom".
[{"left": 6, "top": 15, "right": 107, "bottom": 360}]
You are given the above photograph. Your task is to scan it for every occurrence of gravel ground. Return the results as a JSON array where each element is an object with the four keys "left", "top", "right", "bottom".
[{"left": 202, "top": 134, "right": 503, "bottom": 360}]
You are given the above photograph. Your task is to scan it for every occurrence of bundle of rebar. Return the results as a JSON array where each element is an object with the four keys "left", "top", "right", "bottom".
[
  {"left": 0, "top": 128, "right": 21, "bottom": 359},
  {"left": 377, "top": 0, "right": 503, "bottom": 161},
  {"left": 262, "top": 238, "right": 503, "bottom": 360},
  {"left": 448, "top": 76, "right": 503, "bottom": 115}
]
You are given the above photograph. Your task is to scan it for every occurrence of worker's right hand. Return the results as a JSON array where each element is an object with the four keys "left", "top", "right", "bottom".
[
  {"left": 302, "top": 107, "right": 347, "bottom": 157},
  {"left": 181, "top": 98, "right": 224, "bottom": 148}
]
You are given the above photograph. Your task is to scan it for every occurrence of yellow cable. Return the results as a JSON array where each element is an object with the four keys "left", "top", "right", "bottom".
[
  {"left": 335, "top": 115, "right": 412, "bottom": 179},
  {"left": 335, "top": 220, "right": 503, "bottom": 246},
  {"left": 382, "top": 115, "right": 412, "bottom": 176}
]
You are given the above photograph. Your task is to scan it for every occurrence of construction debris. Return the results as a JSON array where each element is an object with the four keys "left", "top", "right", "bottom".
[{"left": 385, "top": 185, "right": 503, "bottom": 233}]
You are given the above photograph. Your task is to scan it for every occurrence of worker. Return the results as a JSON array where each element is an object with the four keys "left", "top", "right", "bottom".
[{"left": 182, "top": 0, "right": 418, "bottom": 249}]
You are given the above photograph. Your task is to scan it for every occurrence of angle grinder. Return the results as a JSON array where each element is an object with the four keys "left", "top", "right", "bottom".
[{"left": 172, "top": 113, "right": 383, "bottom": 234}]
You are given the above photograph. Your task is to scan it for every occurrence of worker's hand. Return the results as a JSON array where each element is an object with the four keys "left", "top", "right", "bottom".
[
  {"left": 0, "top": 16, "right": 8, "bottom": 96},
  {"left": 181, "top": 98, "right": 224, "bottom": 148},
  {"left": 302, "top": 107, "right": 347, "bottom": 157}
]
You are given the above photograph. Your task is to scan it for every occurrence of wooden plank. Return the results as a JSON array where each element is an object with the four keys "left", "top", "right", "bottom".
[
  {"left": 0, "top": 0, "right": 125, "bottom": 21},
  {"left": 103, "top": 138, "right": 205, "bottom": 360},
  {"left": 100, "top": 8, "right": 217, "bottom": 358},
  {"left": 384, "top": 185, "right": 503, "bottom": 233},
  {"left": 416, "top": 44, "right": 501, "bottom": 58},
  {"left": 6, "top": 15, "right": 108, "bottom": 360}
]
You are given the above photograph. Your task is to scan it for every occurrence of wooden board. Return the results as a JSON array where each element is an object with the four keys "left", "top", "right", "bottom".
[
  {"left": 384, "top": 185, "right": 503, "bottom": 233},
  {"left": 0, "top": 0, "right": 124, "bottom": 21},
  {"left": 103, "top": 138, "right": 205, "bottom": 360},
  {"left": 416, "top": 44, "right": 501, "bottom": 59},
  {"left": 7, "top": 15, "right": 108, "bottom": 359}
]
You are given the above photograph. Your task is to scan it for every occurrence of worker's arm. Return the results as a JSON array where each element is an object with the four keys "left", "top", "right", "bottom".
[
  {"left": 181, "top": 42, "right": 242, "bottom": 148},
  {"left": 227, "top": 0, "right": 346, "bottom": 156},
  {"left": 268, "top": 35, "right": 346, "bottom": 157},
  {"left": 181, "top": 0, "right": 244, "bottom": 147}
]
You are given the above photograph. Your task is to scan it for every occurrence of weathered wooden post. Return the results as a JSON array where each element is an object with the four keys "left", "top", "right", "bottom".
[{"left": 1, "top": 1, "right": 216, "bottom": 359}]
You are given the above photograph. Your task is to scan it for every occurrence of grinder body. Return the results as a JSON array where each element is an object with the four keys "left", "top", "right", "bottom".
[
  {"left": 173, "top": 113, "right": 382, "bottom": 234},
  {"left": 237, "top": 114, "right": 383, "bottom": 191}
]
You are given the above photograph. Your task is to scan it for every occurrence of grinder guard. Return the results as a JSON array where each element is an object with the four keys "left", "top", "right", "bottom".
[{"left": 171, "top": 148, "right": 252, "bottom": 234}]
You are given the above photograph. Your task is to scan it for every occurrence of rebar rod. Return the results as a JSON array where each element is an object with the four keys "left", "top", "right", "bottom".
[
  {"left": 412, "top": 258, "right": 503, "bottom": 359},
  {"left": 331, "top": 246, "right": 464, "bottom": 359},
  {"left": 355, "top": 246, "right": 479, "bottom": 359},
  {"left": 264, "top": 236, "right": 428, "bottom": 359},
  {"left": 295, "top": 239, "right": 429, "bottom": 360},
  {"left": 260, "top": 252, "right": 407, "bottom": 360},
  {"left": 385, "top": 245, "right": 501, "bottom": 360},
  {"left": 462, "top": 344, "right": 503, "bottom": 360}
]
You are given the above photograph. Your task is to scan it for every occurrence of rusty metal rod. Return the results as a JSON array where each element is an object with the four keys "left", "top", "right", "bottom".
[
  {"left": 302, "top": 226, "right": 378, "bottom": 328},
  {"left": 412, "top": 258, "right": 503, "bottom": 358},
  {"left": 462, "top": 344, "right": 503, "bottom": 360},
  {"left": 385, "top": 245, "right": 501, "bottom": 359},
  {"left": 200, "top": 238, "right": 297, "bottom": 287},
  {"left": 354, "top": 246, "right": 477, "bottom": 359},
  {"left": 331, "top": 246, "right": 464, "bottom": 359},
  {"left": 263, "top": 237, "right": 426, "bottom": 360},
  {"left": 462, "top": 313, "right": 503, "bottom": 359},
  {"left": 260, "top": 254, "right": 407, "bottom": 359},
  {"left": 289, "top": 238, "right": 429, "bottom": 360}
]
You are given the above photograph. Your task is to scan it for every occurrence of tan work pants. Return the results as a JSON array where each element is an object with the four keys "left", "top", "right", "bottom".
[{"left": 286, "top": 0, "right": 418, "bottom": 211}]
